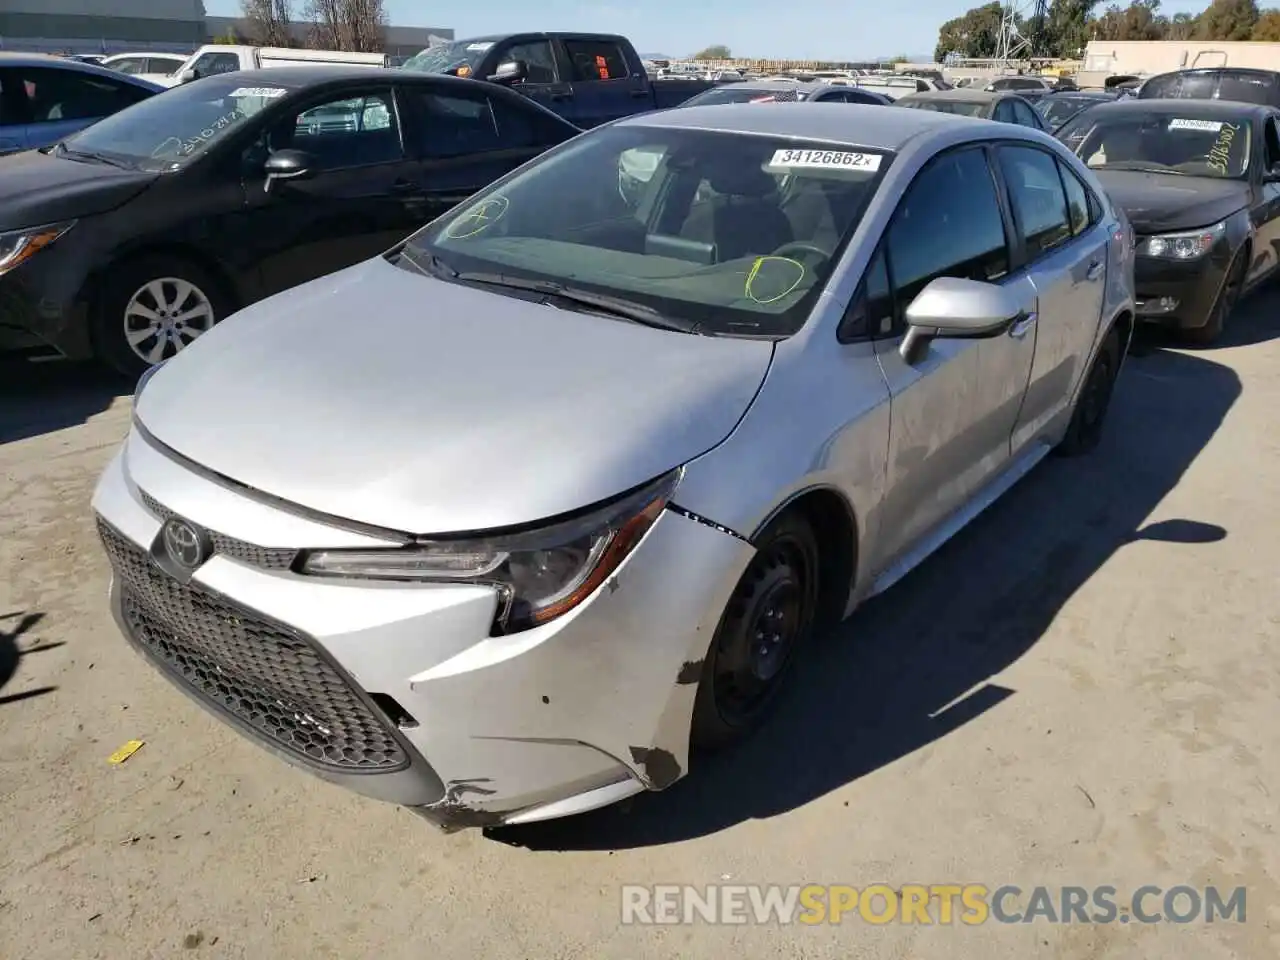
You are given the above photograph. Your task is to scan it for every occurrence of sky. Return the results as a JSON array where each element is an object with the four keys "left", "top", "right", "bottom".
[{"left": 205, "top": 0, "right": 1217, "bottom": 61}]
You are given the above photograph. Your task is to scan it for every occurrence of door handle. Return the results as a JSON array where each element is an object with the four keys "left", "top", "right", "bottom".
[
  {"left": 1008, "top": 311, "right": 1037, "bottom": 339},
  {"left": 630, "top": 89, "right": 651, "bottom": 98},
  {"left": 550, "top": 90, "right": 574, "bottom": 101},
  {"left": 1085, "top": 260, "right": 1104, "bottom": 281},
  {"left": 390, "top": 179, "right": 421, "bottom": 195}
]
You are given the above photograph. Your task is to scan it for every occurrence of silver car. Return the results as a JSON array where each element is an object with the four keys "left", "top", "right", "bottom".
[{"left": 92, "top": 104, "right": 1136, "bottom": 830}]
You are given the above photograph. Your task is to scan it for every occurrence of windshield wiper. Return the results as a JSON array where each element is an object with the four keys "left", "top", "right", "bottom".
[
  {"left": 56, "top": 143, "right": 133, "bottom": 169},
  {"left": 451, "top": 271, "right": 699, "bottom": 332},
  {"left": 1097, "top": 162, "right": 1186, "bottom": 176}
]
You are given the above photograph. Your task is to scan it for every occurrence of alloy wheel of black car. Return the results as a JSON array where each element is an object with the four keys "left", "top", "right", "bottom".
[
  {"left": 692, "top": 512, "right": 819, "bottom": 748},
  {"left": 1186, "top": 249, "right": 1247, "bottom": 346},
  {"left": 94, "top": 254, "right": 234, "bottom": 378},
  {"left": 1056, "top": 326, "right": 1121, "bottom": 457}
]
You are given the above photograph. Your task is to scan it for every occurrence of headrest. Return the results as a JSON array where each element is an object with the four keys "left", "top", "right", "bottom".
[{"left": 706, "top": 164, "right": 779, "bottom": 198}]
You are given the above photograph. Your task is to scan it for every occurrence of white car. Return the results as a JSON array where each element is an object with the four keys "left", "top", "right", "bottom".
[{"left": 100, "top": 52, "right": 188, "bottom": 86}]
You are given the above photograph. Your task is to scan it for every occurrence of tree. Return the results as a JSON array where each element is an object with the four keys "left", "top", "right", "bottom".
[
  {"left": 934, "top": 2, "right": 1006, "bottom": 62},
  {"left": 303, "top": 0, "right": 385, "bottom": 52},
  {"left": 1255, "top": 8, "right": 1280, "bottom": 37},
  {"left": 1092, "top": 0, "right": 1169, "bottom": 40},
  {"left": 241, "top": 0, "right": 294, "bottom": 47},
  {"left": 1167, "top": 11, "right": 1199, "bottom": 38},
  {"left": 890, "top": 54, "right": 910, "bottom": 63},
  {"left": 1045, "top": 0, "right": 1100, "bottom": 57},
  {"left": 213, "top": 28, "right": 242, "bottom": 44},
  {"left": 1195, "top": 0, "right": 1259, "bottom": 38},
  {"left": 693, "top": 44, "right": 732, "bottom": 59}
]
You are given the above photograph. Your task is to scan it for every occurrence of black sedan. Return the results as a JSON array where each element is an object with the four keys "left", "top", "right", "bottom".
[
  {"left": 0, "top": 66, "right": 579, "bottom": 374},
  {"left": 1035, "top": 90, "right": 1121, "bottom": 132},
  {"left": 894, "top": 89, "right": 1048, "bottom": 131},
  {"left": 1056, "top": 98, "right": 1280, "bottom": 343}
]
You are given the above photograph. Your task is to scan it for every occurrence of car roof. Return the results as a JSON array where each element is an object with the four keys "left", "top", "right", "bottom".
[
  {"left": 618, "top": 100, "right": 1022, "bottom": 151},
  {"left": 1083, "top": 97, "right": 1268, "bottom": 120},
  {"left": 1150, "top": 66, "right": 1279, "bottom": 78},
  {"left": 0, "top": 51, "right": 163, "bottom": 88},
  {"left": 191, "top": 65, "right": 491, "bottom": 89},
  {"left": 900, "top": 89, "right": 1002, "bottom": 103}
]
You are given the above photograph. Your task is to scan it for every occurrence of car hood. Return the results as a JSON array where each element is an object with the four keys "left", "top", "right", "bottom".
[
  {"left": 0, "top": 149, "right": 158, "bottom": 230},
  {"left": 135, "top": 257, "right": 775, "bottom": 535},
  {"left": 1093, "top": 170, "right": 1251, "bottom": 234}
]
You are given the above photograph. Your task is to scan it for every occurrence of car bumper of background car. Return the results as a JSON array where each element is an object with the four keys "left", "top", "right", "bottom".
[
  {"left": 1133, "top": 249, "right": 1229, "bottom": 330},
  {"left": 91, "top": 430, "right": 755, "bottom": 830},
  {"left": 0, "top": 247, "right": 93, "bottom": 358}
]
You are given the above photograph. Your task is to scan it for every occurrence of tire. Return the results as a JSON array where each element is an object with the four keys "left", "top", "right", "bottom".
[
  {"left": 1056, "top": 326, "right": 1121, "bottom": 457},
  {"left": 93, "top": 255, "right": 233, "bottom": 378},
  {"left": 1184, "top": 248, "right": 1246, "bottom": 346},
  {"left": 691, "top": 512, "right": 820, "bottom": 750}
]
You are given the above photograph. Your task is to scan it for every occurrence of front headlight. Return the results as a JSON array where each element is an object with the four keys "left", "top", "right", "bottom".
[
  {"left": 298, "top": 469, "right": 682, "bottom": 634},
  {"left": 0, "top": 221, "right": 76, "bottom": 276},
  {"left": 1139, "top": 220, "right": 1226, "bottom": 260}
]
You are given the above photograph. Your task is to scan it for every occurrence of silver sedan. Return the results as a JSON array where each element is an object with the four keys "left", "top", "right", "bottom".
[{"left": 92, "top": 103, "right": 1136, "bottom": 830}]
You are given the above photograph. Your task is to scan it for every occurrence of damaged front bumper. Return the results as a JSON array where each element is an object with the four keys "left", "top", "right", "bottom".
[{"left": 92, "top": 433, "right": 754, "bottom": 829}]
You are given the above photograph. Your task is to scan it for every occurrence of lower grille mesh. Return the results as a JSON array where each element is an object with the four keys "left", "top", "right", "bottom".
[{"left": 98, "top": 518, "right": 408, "bottom": 772}]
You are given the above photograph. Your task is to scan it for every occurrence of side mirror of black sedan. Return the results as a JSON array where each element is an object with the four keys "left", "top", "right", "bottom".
[{"left": 263, "top": 149, "right": 316, "bottom": 193}]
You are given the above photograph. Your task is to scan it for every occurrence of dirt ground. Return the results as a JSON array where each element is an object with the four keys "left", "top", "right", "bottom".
[{"left": 2, "top": 299, "right": 1278, "bottom": 960}]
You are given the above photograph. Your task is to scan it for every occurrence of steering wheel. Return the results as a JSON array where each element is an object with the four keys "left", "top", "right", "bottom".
[{"left": 769, "top": 241, "right": 832, "bottom": 266}]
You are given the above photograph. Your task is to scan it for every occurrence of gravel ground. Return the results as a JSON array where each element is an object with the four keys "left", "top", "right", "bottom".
[{"left": 2, "top": 299, "right": 1278, "bottom": 959}]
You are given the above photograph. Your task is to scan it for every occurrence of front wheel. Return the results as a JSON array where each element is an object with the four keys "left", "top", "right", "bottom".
[
  {"left": 691, "top": 512, "right": 820, "bottom": 750},
  {"left": 93, "top": 255, "right": 232, "bottom": 377},
  {"left": 1185, "top": 248, "right": 1246, "bottom": 346}
]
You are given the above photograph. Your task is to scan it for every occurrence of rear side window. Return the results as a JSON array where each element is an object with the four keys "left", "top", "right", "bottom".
[
  {"left": 563, "top": 39, "right": 629, "bottom": 82},
  {"left": 14, "top": 68, "right": 149, "bottom": 123},
  {"left": 998, "top": 145, "right": 1072, "bottom": 258},
  {"left": 190, "top": 52, "right": 240, "bottom": 77},
  {"left": 1057, "top": 161, "right": 1096, "bottom": 236},
  {"left": 886, "top": 147, "right": 1009, "bottom": 315},
  {"left": 489, "top": 96, "right": 573, "bottom": 149},
  {"left": 1217, "top": 72, "right": 1276, "bottom": 105},
  {"left": 401, "top": 89, "right": 502, "bottom": 159},
  {"left": 1013, "top": 100, "right": 1042, "bottom": 128}
]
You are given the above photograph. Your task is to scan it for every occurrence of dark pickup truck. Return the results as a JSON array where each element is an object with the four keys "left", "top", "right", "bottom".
[
  {"left": 1137, "top": 67, "right": 1280, "bottom": 107},
  {"left": 401, "top": 32, "right": 716, "bottom": 127}
]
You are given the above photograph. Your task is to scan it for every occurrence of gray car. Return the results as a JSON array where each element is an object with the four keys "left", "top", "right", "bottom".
[
  {"left": 897, "top": 89, "right": 1049, "bottom": 132},
  {"left": 92, "top": 104, "right": 1136, "bottom": 830}
]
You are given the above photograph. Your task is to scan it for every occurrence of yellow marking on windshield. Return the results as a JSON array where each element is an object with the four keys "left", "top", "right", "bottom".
[
  {"left": 746, "top": 256, "right": 806, "bottom": 304},
  {"left": 444, "top": 195, "right": 511, "bottom": 239}
]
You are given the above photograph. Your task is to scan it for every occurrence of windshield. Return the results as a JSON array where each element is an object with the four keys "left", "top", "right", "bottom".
[
  {"left": 1037, "top": 95, "right": 1102, "bottom": 129},
  {"left": 402, "top": 41, "right": 491, "bottom": 77},
  {"left": 683, "top": 87, "right": 801, "bottom": 106},
  {"left": 1059, "top": 112, "right": 1252, "bottom": 178},
  {"left": 901, "top": 99, "right": 985, "bottom": 117},
  {"left": 404, "top": 126, "right": 892, "bottom": 337},
  {"left": 61, "top": 75, "right": 291, "bottom": 170}
]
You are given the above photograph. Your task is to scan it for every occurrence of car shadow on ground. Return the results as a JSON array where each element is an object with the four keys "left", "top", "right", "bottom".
[
  {"left": 496, "top": 339, "right": 1244, "bottom": 851},
  {"left": 0, "top": 360, "right": 130, "bottom": 445},
  {"left": 0, "top": 611, "right": 58, "bottom": 707}
]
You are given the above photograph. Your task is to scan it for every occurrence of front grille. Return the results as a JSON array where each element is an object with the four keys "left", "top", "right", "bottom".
[
  {"left": 140, "top": 491, "right": 298, "bottom": 570},
  {"left": 98, "top": 518, "right": 408, "bottom": 773}
]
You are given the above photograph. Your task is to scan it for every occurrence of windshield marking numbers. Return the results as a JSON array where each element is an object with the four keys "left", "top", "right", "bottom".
[
  {"left": 230, "top": 87, "right": 288, "bottom": 98},
  {"left": 1168, "top": 118, "right": 1223, "bottom": 132},
  {"left": 768, "top": 149, "right": 882, "bottom": 171},
  {"left": 1206, "top": 122, "right": 1242, "bottom": 175}
]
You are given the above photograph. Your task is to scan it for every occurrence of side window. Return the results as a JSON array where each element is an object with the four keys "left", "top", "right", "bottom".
[
  {"left": 562, "top": 39, "right": 629, "bottom": 82},
  {"left": 283, "top": 91, "right": 401, "bottom": 170},
  {"left": 489, "top": 95, "right": 570, "bottom": 148},
  {"left": 17, "top": 69, "right": 147, "bottom": 123},
  {"left": 503, "top": 41, "right": 557, "bottom": 84},
  {"left": 148, "top": 58, "right": 181, "bottom": 75},
  {"left": 192, "top": 52, "right": 240, "bottom": 77},
  {"left": 993, "top": 99, "right": 1017, "bottom": 123},
  {"left": 110, "top": 58, "right": 147, "bottom": 75},
  {"left": 0, "top": 73, "right": 25, "bottom": 127},
  {"left": 886, "top": 147, "right": 1009, "bottom": 319},
  {"left": 1013, "top": 100, "right": 1041, "bottom": 128},
  {"left": 403, "top": 89, "right": 504, "bottom": 159},
  {"left": 1057, "top": 161, "right": 1099, "bottom": 236},
  {"left": 998, "top": 145, "right": 1072, "bottom": 258},
  {"left": 841, "top": 246, "right": 894, "bottom": 342},
  {"left": 1265, "top": 117, "right": 1280, "bottom": 171}
]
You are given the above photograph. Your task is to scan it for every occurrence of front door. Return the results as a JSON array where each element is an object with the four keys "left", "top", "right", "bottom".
[
  {"left": 868, "top": 146, "right": 1037, "bottom": 574},
  {"left": 492, "top": 38, "right": 574, "bottom": 120},
  {"left": 239, "top": 86, "right": 428, "bottom": 295},
  {"left": 995, "top": 144, "right": 1109, "bottom": 453}
]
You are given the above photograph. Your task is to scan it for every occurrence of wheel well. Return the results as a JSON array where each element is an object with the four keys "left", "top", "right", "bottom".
[
  {"left": 84, "top": 243, "right": 242, "bottom": 322},
  {"left": 764, "top": 489, "right": 857, "bottom": 631}
]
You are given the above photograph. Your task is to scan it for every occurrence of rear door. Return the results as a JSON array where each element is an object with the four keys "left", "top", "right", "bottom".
[
  {"left": 237, "top": 84, "right": 427, "bottom": 294},
  {"left": 1252, "top": 114, "right": 1280, "bottom": 282},
  {"left": 994, "top": 143, "right": 1109, "bottom": 454},
  {"left": 868, "top": 145, "right": 1037, "bottom": 571},
  {"left": 560, "top": 36, "right": 648, "bottom": 127}
]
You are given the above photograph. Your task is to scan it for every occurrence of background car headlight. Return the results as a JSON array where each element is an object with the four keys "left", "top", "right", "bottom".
[
  {"left": 1139, "top": 220, "right": 1225, "bottom": 260},
  {"left": 298, "top": 469, "right": 681, "bottom": 634},
  {"left": 0, "top": 221, "right": 75, "bottom": 276}
]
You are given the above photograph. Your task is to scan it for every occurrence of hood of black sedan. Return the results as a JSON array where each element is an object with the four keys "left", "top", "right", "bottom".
[
  {"left": 0, "top": 149, "right": 158, "bottom": 230},
  {"left": 1093, "top": 170, "right": 1251, "bottom": 234}
]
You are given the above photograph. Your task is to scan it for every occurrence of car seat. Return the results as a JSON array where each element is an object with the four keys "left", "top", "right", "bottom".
[{"left": 680, "top": 164, "right": 794, "bottom": 261}]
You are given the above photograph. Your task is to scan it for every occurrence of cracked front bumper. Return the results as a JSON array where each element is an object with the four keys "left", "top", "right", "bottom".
[{"left": 92, "top": 430, "right": 754, "bottom": 829}]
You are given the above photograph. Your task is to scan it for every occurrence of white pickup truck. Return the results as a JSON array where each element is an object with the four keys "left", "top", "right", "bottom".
[{"left": 157, "top": 44, "right": 388, "bottom": 87}]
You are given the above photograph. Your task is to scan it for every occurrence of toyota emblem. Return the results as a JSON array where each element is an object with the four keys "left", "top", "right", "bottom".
[{"left": 161, "top": 517, "right": 207, "bottom": 569}]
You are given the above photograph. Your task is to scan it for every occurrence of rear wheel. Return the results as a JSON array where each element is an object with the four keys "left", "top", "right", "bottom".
[
  {"left": 1185, "top": 248, "right": 1246, "bottom": 346},
  {"left": 93, "top": 255, "right": 232, "bottom": 377},
  {"left": 1056, "top": 326, "right": 1120, "bottom": 457},
  {"left": 691, "top": 512, "right": 820, "bottom": 749}
]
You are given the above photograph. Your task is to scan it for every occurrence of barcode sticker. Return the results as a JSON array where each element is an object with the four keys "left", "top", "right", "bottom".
[
  {"left": 768, "top": 148, "right": 882, "bottom": 171},
  {"left": 1168, "top": 118, "right": 1223, "bottom": 132},
  {"left": 230, "top": 87, "right": 287, "bottom": 98}
]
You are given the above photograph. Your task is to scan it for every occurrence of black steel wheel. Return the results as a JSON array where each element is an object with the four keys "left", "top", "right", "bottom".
[
  {"left": 692, "top": 512, "right": 819, "bottom": 749},
  {"left": 1186, "top": 248, "right": 1246, "bottom": 346},
  {"left": 1056, "top": 326, "right": 1121, "bottom": 457}
]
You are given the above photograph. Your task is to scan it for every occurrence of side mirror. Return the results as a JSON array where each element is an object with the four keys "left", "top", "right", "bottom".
[
  {"left": 1264, "top": 164, "right": 1280, "bottom": 183},
  {"left": 178, "top": 68, "right": 198, "bottom": 84},
  {"left": 488, "top": 60, "right": 527, "bottom": 84},
  {"left": 262, "top": 149, "right": 315, "bottom": 193},
  {"left": 899, "top": 277, "right": 1024, "bottom": 363}
]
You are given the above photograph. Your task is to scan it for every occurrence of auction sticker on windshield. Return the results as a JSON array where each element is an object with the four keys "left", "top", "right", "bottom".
[
  {"left": 769, "top": 149, "right": 882, "bottom": 171},
  {"left": 1168, "top": 119, "right": 1223, "bottom": 132},
  {"left": 230, "top": 87, "right": 288, "bottom": 98}
]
